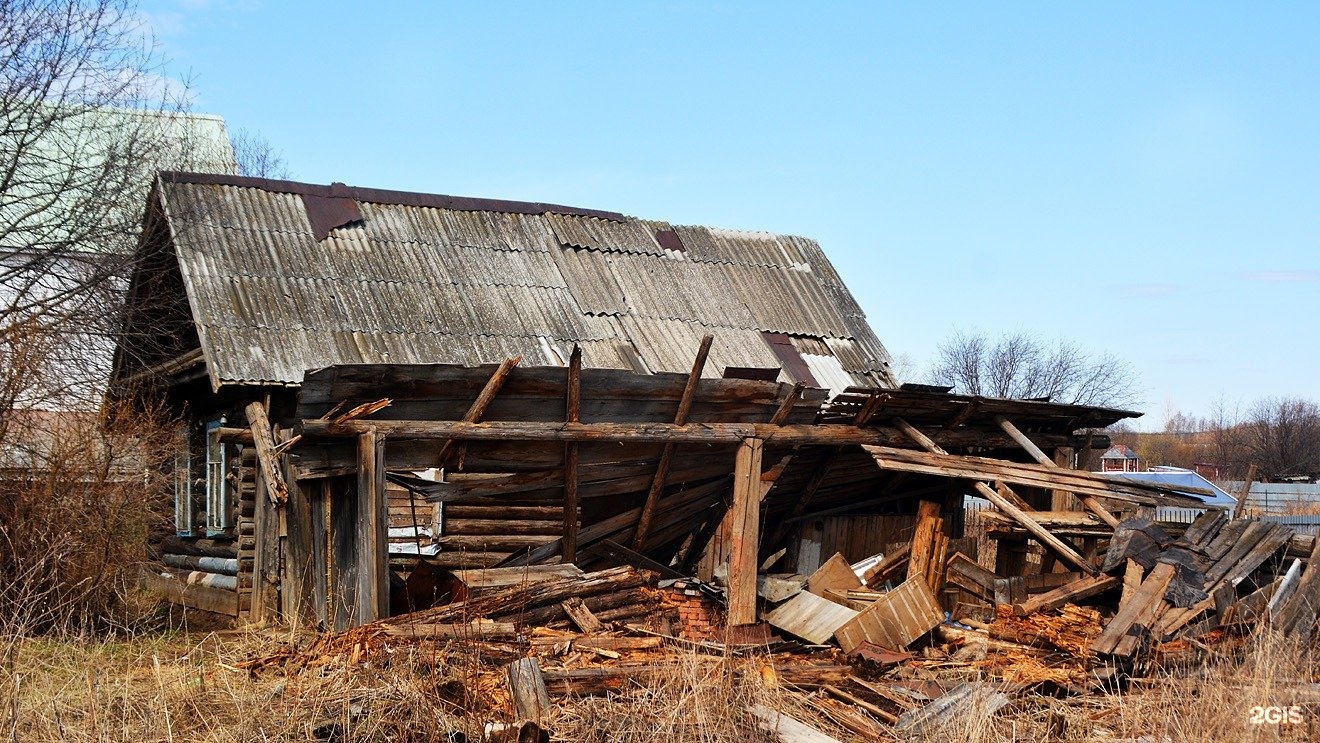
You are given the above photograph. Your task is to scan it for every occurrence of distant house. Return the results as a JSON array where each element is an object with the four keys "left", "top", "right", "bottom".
[
  {"left": 0, "top": 108, "right": 237, "bottom": 411},
  {"left": 1100, "top": 444, "right": 1140, "bottom": 472}
]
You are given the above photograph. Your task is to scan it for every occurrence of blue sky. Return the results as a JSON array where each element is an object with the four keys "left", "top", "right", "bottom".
[{"left": 139, "top": 2, "right": 1320, "bottom": 429}]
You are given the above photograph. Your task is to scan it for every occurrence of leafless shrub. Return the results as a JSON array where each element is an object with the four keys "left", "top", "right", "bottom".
[{"left": 0, "top": 383, "right": 176, "bottom": 638}]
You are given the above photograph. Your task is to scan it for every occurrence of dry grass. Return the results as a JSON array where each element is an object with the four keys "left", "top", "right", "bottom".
[{"left": 4, "top": 622, "right": 1320, "bottom": 742}]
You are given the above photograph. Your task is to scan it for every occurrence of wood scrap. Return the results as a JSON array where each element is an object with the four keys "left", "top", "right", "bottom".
[{"left": 807, "top": 552, "right": 862, "bottom": 601}]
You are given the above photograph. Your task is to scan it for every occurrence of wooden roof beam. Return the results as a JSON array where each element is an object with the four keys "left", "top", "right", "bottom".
[
  {"left": 995, "top": 415, "right": 1120, "bottom": 529},
  {"left": 890, "top": 417, "right": 1098, "bottom": 575},
  {"left": 435, "top": 355, "right": 521, "bottom": 464}
]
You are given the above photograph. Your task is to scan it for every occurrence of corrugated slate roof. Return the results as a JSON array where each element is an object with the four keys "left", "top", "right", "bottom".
[{"left": 146, "top": 174, "right": 895, "bottom": 392}]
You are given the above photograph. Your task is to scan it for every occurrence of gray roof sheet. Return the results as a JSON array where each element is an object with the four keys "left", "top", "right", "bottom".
[{"left": 150, "top": 175, "right": 895, "bottom": 391}]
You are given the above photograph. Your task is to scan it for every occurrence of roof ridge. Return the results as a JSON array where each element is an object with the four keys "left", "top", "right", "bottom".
[{"left": 159, "top": 171, "right": 628, "bottom": 222}]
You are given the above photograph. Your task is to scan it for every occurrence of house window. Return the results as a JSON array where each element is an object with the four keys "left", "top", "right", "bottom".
[
  {"left": 173, "top": 428, "right": 194, "bottom": 537},
  {"left": 205, "top": 421, "right": 233, "bottom": 536}
]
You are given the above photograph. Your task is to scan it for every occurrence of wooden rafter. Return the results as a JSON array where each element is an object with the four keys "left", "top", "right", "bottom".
[
  {"left": 995, "top": 415, "right": 1120, "bottom": 528},
  {"left": 631, "top": 335, "right": 712, "bottom": 550},
  {"left": 890, "top": 417, "right": 1098, "bottom": 575},
  {"left": 435, "top": 356, "right": 522, "bottom": 465}
]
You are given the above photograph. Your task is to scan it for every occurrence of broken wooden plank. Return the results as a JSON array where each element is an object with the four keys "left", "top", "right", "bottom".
[
  {"left": 748, "top": 704, "right": 844, "bottom": 743},
  {"left": 728, "top": 437, "right": 764, "bottom": 626},
  {"left": 245, "top": 401, "right": 289, "bottom": 505},
  {"left": 560, "top": 597, "right": 603, "bottom": 634},
  {"left": 907, "top": 500, "right": 943, "bottom": 585},
  {"left": 861, "top": 544, "right": 910, "bottom": 588},
  {"left": 1012, "top": 574, "right": 1120, "bottom": 616},
  {"left": 1119, "top": 559, "right": 1144, "bottom": 610},
  {"left": 807, "top": 552, "right": 863, "bottom": 601},
  {"left": 834, "top": 577, "right": 943, "bottom": 653},
  {"left": 1091, "top": 562, "right": 1176, "bottom": 656},
  {"left": 758, "top": 575, "right": 806, "bottom": 604}
]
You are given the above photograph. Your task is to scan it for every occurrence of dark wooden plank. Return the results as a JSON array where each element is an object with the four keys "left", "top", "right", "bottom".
[{"left": 563, "top": 346, "right": 581, "bottom": 562}]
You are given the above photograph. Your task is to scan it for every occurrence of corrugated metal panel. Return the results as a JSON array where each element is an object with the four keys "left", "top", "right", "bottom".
[
  {"left": 672, "top": 225, "right": 810, "bottom": 268},
  {"left": 204, "top": 327, "right": 600, "bottom": 385},
  {"left": 717, "top": 263, "right": 849, "bottom": 336},
  {"left": 160, "top": 180, "right": 896, "bottom": 388},
  {"left": 358, "top": 203, "right": 559, "bottom": 252},
  {"left": 822, "top": 337, "right": 867, "bottom": 372},
  {"left": 549, "top": 247, "right": 628, "bottom": 315},
  {"left": 607, "top": 253, "right": 757, "bottom": 327},
  {"left": 614, "top": 316, "right": 784, "bottom": 378},
  {"left": 545, "top": 213, "right": 662, "bottom": 254},
  {"left": 167, "top": 182, "right": 310, "bottom": 233},
  {"left": 800, "top": 353, "right": 860, "bottom": 396}
]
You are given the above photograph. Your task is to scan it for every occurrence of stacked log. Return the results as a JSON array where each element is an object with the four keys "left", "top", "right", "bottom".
[{"left": 389, "top": 566, "right": 664, "bottom": 629}]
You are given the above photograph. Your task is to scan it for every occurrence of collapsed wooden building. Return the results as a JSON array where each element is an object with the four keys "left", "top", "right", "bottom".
[{"left": 111, "top": 172, "right": 1224, "bottom": 632}]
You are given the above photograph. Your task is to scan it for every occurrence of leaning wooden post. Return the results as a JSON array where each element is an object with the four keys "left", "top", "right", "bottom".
[
  {"left": 246, "top": 401, "right": 285, "bottom": 622},
  {"left": 355, "top": 428, "right": 388, "bottom": 624},
  {"left": 727, "top": 437, "right": 764, "bottom": 625},
  {"left": 563, "top": 346, "right": 582, "bottom": 563}
]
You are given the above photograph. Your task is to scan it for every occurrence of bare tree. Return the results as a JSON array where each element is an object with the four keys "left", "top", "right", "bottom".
[
  {"left": 1238, "top": 397, "right": 1320, "bottom": 480},
  {"left": 0, "top": 0, "right": 228, "bottom": 410},
  {"left": 230, "top": 127, "right": 290, "bottom": 179},
  {"left": 928, "top": 330, "right": 1139, "bottom": 408}
]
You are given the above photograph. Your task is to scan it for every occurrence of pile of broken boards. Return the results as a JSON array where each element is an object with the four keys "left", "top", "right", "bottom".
[
  {"left": 235, "top": 507, "right": 1320, "bottom": 742},
  {"left": 235, "top": 562, "right": 1024, "bottom": 741},
  {"left": 761, "top": 506, "right": 1320, "bottom": 708}
]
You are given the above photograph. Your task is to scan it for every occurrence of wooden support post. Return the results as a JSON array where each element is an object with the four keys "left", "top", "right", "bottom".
[
  {"left": 995, "top": 416, "right": 1119, "bottom": 528},
  {"left": 1233, "top": 463, "right": 1257, "bottom": 519},
  {"left": 893, "top": 417, "right": 1097, "bottom": 575},
  {"left": 633, "top": 335, "right": 712, "bottom": 549},
  {"left": 563, "top": 347, "right": 582, "bottom": 562},
  {"left": 435, "top": 355, "right": 521, "bottom": 464},
  {"left": 727, "top": 437, "right": 764, "bottom": 626},
  {"left": 355, "top": 428, "right": 387, "bottom": 625}
]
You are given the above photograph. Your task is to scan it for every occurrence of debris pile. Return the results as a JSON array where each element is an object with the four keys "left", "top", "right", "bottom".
[{"left": 237, "top": 501, "right": 1320, "bottom": 742}]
